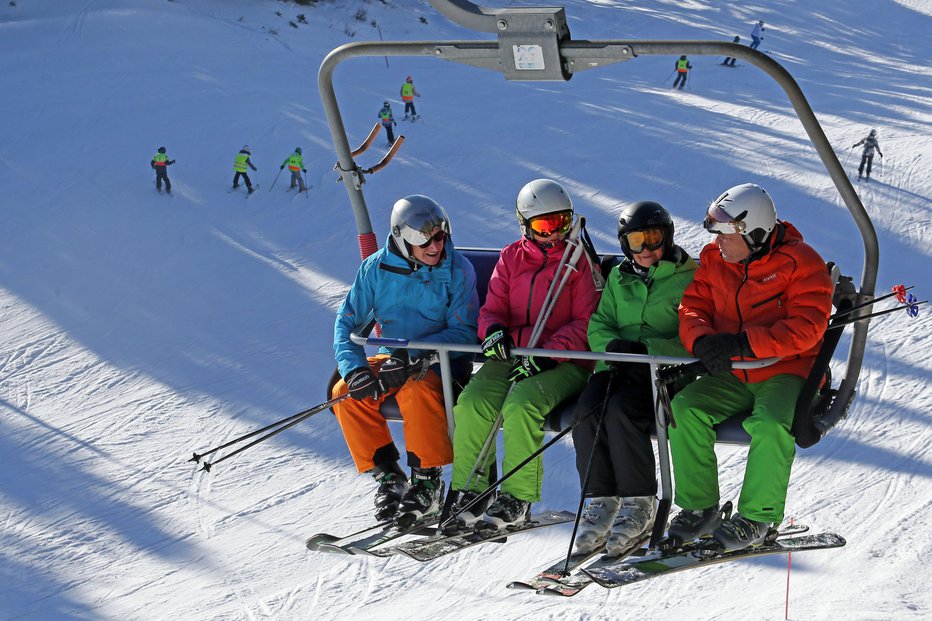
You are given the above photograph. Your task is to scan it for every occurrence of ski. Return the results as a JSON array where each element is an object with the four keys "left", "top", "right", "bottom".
[
  {"left": 306, "top": 519, "right": 393, "bottom": 552},
  {"left": 378, "top": 510, "right": 575, "bottom": 562},
  {"left": 535, "top": 523, "right": 810, "bottom": 597},
  {"left": 306, "top": 514, "right": 439, "bottom": 556},
  {"left": 534, "top": 535, "right": 649, "bottom": 597},
  {"left": 508, "top": 536, "right": 647, "bottom": 593},
  {"left": 584, "top": 529, "right": 841, "bottom": 590}
]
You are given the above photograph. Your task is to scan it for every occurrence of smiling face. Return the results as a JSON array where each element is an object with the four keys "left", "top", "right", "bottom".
[
  {"left": 408, "top": 226, "right": 445, "bottom": 266},
  {"left": 715, "top": 231, "right": 752, "bottom": 263},
  {"left": 633, "top": 245, "right": 664, "bottom": 268}
]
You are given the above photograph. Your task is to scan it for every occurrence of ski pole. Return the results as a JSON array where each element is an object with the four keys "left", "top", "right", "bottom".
[
  {"left": 661, "top": 69, "right": 675, "bottom": 85},
  {"left": 193, "top": 394, "right": 350, "bottom": 472},
  {"left": 563, "top": 370, "right": 616, "bottom": 575},
  {"left": 303, "top": 172, "right": 310, "bottom": 198},
  {"left": 269, "top": 167, "right": 283, "bottom": 192}
]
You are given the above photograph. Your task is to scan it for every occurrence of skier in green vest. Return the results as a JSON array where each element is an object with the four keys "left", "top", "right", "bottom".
[
  {"left": 233, "top": 145, "right": 257, "bottom": 194},
  {"left": 280, "top": 147, "right": 307, "bottom": 192},
  {"left": 150, "top": 146, "right": 175, "bottom": 194}
]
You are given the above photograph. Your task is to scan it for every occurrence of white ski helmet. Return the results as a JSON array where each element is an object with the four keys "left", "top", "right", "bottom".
[
  {"left": 704, "top": 183, "right": 776, "bottom": 250},
  {"left": 390, "top": 195, "right": 451, "bottom": 261},
  {"left": 515, "top": 179, "right": 574, "bottom": 239}
]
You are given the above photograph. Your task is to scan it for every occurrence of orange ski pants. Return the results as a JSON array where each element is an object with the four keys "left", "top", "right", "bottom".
[{"left": 332, "top": 355, "right": 453, "bottom": 473}]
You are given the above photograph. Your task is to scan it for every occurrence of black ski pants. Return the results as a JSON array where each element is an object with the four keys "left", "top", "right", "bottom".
[
  {"left": 383, "top": 122, "right": 395, "bottom": 144},
  {"left": 672, "top": 72, "right": 688, "bottom": 89},
  {"left": 155, "top": 169, "right": 171, "bottom": 192},
  {"left": 858, "top": 153, "right": 874, "bottom": 177},
  {"left": 572, "top": 368, "right": 657, "bottom": 498},
  {"left": 233, "top": 171, "right": 253, "bottom": 189}
]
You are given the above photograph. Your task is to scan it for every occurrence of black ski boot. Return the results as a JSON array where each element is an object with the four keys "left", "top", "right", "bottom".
[
  {"left": 476, "top": 492, "right": 530, "bottom": 532},
  {"left": 395, "top": 467, "right": 443, "bottom": 529},
  {"left": 666, "top": 504, "right": 724, "bottom": 545},
  {"left": 442, "top": 489, "right": 494, "bottom": 535},
  {"left": 372, "top": 462, "right": 408, "bottom": 522},
  {"left": 712, "top": 514, "right": 773, "bottom": 552}
]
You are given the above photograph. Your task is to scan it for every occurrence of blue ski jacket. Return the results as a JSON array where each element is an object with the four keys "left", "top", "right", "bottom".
[{"left": 334, "top": 235, "right": 479, "bottom": 377}]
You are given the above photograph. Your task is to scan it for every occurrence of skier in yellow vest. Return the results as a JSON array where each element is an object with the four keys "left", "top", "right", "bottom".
[
  {"left": 150, "top": 146, "right": 175, "bottom": 194},
  {"left": 280, "top": 147, "right": 307, "bottom": 192},
  {"left": 400, "top": 75, "right": 421, "bottom": 120},
  {"left": 233, "top": 145, "right": 257, "bottom": 194},
  {"left": 672, "top": 55, "right": 692, "bottom": 90}
]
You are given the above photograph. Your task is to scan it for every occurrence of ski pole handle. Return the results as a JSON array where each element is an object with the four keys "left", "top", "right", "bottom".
[{"left": 656, "top": 360, "right": 705, "bottom": 385}]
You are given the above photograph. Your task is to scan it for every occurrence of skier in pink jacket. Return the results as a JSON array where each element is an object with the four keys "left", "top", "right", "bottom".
[{"left": 447, "top": 179, "right": 601, "bottom": 532}]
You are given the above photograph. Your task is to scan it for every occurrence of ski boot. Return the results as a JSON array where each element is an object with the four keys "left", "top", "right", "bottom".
[
  {"left": 442, "top": 489, "right": 494, "bottom": 535},
  {"left": 605, "top": 496, "right": 656, "bottom": 556},
  {"left": 372, "top": 462, "right": 408, "bottom": 522},
  {"left": 395, "top": 466, "right": 443, "bottom": 529},
  {"left": 712, "top": 514, "right": 774, "bottom": 552},
  {"left": 662, "top": 502, "right": 730, "bottom": 551},
  {"left": 476, "top": 492, "right": 531, "bottom": 533},
  {"left": 573, "top": 496, "right": 621, "bottom": 554}
]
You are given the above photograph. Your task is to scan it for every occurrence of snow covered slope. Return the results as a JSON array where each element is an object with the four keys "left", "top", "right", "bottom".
[{"left": 0, "top": 0, "right": 929, "bottom": 618}]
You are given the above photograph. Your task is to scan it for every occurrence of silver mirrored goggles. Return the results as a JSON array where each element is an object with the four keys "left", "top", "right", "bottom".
[{"left": 703, "top": 204, "right": 747, "bottom": 235}]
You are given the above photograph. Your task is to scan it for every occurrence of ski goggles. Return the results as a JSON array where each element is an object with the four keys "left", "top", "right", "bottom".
[
  {"left": 623, "top": 228, "right": 666, "bottom": 253},
  {"left": 703, "top": 204, "right": 748, "bottom": 235},
  {"left": 528, "top": 210, "right": 573, "bottom": 238},
  {"left": 417, "top": 230, "right": 447, "bottom": 248}
]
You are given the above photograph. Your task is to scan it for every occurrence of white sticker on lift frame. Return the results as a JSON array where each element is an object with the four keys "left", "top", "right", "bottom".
[{"left": 513, "top": 44, "right": 545, "bottom": 70}]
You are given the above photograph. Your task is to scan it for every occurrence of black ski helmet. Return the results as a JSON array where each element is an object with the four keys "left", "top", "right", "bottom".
[
  {"left": 680, "top": 55, "right": 687, "bottom": 60},
  {"left": 295, "top": 147, "right": 302, "bottom": 154},
  {"left": 158, "top": 146, "right": 166, "bottom": 154},
  {"left": 617, "top": 201, "right": 674, "bottom": 260}
]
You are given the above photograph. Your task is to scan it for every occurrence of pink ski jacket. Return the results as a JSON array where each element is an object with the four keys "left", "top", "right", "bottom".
[{"left": 479, "top": 237, "right": 600, "bottom": 369}]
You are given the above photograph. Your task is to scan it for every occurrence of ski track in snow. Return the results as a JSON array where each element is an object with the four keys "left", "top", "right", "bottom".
[{"left": 0, "top": 0, "right": 930, "bottom": 619}]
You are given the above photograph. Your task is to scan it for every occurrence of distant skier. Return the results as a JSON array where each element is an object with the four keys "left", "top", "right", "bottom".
[
  {"left": 151, "top": 146, "right": 175, "bottom": 194},
  {"left": 722, "top": 36, "right": 740, "bottom": 66},
  {"left": 280, "top": 147, "right": 307, "bottom": 192},
  {"left": 672, "top": 55, "right": 692, "bottom": 90},
  {"left": 852, "top": 129, "right": 883, "bottom": 181},
  {"left": 232, "top": 145, "right": 257, "bottom": 194},
  {"left": 378, "top": 101, "right": 397, "bottom": 145},
  {"left": 749, "top": 20, "right": 765, "bottom": 50},
  {"left": 400, "top": 75, "right": 421, "bottom": 120}
]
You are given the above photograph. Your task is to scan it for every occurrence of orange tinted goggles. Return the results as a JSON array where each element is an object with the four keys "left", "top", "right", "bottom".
[
  {"left": 624, "top": 228, "right": 665, "bottom": 253},
  {"left": 529, "top": 211, "right": 573, "bottom": 238}
]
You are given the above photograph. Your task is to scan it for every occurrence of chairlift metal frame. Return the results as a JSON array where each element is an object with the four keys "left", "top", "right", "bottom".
[{"left": 318, "top": 0, "right": 879, "bottom": 537}]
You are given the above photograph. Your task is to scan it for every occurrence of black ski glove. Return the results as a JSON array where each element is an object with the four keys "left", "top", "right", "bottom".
[
  {"left": 379, "top": 349, "right": 412, "bottom": 389},
  {"left": 692, "top": 333, "right": 751, "bottom": 375},
  {"left": 508, "top": 355, "right": 558, "bottom": 383},
  {"left": 481, "top": 324, "right": 513, "bottom": 361},
  {"left": 345, "top": 367, "right": 383, "bottom": 401},
  {"left": 280, "top": 165, "right": 285, "bottom": 170},
  {"left": 302, "top": 169, "right": 307, "bottom": 173},
  {"left": 168, "top": 160, "right": 176, "bottom": 165},
  {"left": 604, "top": 339, "right": 647, "bottom": 374}
]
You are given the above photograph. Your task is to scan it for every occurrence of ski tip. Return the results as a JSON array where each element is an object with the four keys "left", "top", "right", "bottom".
[{"left": 305, "top": 534, "right": 339, "bottom": 551}]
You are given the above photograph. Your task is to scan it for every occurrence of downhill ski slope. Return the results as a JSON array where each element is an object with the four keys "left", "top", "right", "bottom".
[{"left": 0, "top": 0, "right": 930, "bottom": 619}]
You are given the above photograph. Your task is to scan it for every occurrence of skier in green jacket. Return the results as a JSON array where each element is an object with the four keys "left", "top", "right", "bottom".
[{"left": 570, "top": 201, "right": 697, "bottom": 556}]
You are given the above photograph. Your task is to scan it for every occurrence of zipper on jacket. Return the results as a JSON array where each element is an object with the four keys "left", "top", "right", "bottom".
[
  {"left": 735, "top": 264, "right": 750, "bottom": 383},
  {"left": 751, "top": 291, "right": 783, "bottom": 309}
]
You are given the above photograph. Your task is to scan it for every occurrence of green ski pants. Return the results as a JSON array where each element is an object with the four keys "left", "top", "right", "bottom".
[
  {"left": 669, "top": 372, "right": 803, "bottom": 524},
  {"left": 452, "top": 359, "right": 589, "bottom": 502}
]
